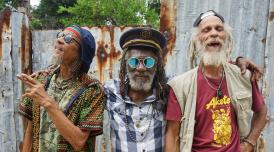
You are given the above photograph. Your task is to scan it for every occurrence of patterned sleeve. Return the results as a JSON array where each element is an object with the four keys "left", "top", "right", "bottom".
[
  {"left": 18, "top": 97, "right": 33, "bottom": 121},
  {"left": 77, "top": 82, "right": 105, "bottom": 136}
]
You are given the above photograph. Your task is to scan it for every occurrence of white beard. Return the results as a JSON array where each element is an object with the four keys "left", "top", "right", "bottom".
[
  {"left": 126, "top": 68, "right": 155, "bottom": 92},
  {"left": 196, "top": 40, "right": 228, "bottom": 67}
]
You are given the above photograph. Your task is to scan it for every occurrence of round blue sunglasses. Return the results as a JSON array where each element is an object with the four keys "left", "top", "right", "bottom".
[{"left": 127, "top": 57, "right": 156, "bottom": 69}]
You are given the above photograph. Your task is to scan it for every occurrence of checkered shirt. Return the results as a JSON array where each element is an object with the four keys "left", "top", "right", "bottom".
[{"left": 104, "top": 79, "right": 166, "bottom": 152}]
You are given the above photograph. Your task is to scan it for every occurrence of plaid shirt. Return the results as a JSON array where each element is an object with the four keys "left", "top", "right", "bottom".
[{"left": 104, "top": 79, "right": 166, "bottom": 152}]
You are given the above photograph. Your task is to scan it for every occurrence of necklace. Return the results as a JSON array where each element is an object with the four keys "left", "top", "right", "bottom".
[
  {"left": 124, "top": 102, "right": 154, "bottom": 142},
  {"left": 202, "top": 69, "right": 225, "bottom": 99}
]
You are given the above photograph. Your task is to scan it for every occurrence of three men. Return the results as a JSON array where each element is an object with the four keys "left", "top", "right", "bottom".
[
  {"left": 104, "top": 27, "right": 169, "bottom": 151},
  {"left": 165, "top": 10, "right": 267, "bottom": 152},
  {"left": 18, "top": 25, "right": 105, "bottom": 152}
]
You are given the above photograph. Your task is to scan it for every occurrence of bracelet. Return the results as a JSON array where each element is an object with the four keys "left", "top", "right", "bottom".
[{"left": 243, "top": 138, "right": 256, "bottom": 147}]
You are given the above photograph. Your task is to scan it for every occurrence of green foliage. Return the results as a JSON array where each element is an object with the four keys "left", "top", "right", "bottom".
[
  {"left": 58, "top": 0, "right": 160, "bottom": 28},
  {"left": 31, "top": 0, "right": 77, "bottom": 29},
  {"left": 0, "top": 0, "right": 18, "bottom": 10}
]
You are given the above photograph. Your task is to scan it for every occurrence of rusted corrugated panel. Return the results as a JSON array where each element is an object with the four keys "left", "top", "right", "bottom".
[
  {"left": 11, "top": 10, "right": 31, "bottom": 151},
  {"left": 262, "top": 0, "right": 274, "bottom": 151},
  {"left": 0, "top": 7, "right": 16, "bottom": 152},
  {"left": 0, "top": 7, "right": 31, "bottom": 151},
  {"left": 160, "top": 0, "right": 177, "bottom": 61},
  {"left": 0, "top": 8, "right": 11, "bottom": 61}
]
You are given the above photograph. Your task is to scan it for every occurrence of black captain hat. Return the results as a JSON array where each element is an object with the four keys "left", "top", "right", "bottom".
[{"left": 119, "top": 27, "right": 166, "bottom": 51}]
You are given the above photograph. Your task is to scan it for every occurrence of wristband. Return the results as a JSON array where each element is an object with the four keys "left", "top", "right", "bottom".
[{"left": 243, "top": 138, "right": 256, "bottom": 147}]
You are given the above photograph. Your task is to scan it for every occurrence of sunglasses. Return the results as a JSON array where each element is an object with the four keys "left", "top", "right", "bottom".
[
  {"left": 56, "top": 32, "right": 80, "bottom": 46},
  {"left": 127, "top": 57, "right": 156, "bottom": 69}
]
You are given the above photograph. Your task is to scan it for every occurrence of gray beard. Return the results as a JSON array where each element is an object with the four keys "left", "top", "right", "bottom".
[{"left": 126, "top": 68, "right": 155, "bottom": 92}]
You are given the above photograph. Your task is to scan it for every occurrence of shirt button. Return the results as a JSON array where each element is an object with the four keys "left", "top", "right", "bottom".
[
  {"left": 140, "top": 118, "right": 143, "bottom": 120},
  {"left": 141, "top": 133, "right": 144, "bottom": 136},
  {"left": 139, "top": 107, "right": 142, "bottom": 109}
]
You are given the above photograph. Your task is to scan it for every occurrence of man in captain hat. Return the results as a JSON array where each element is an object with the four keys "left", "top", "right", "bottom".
[{"left": 103, "top": 27, "right": 169, "bottom": 152}]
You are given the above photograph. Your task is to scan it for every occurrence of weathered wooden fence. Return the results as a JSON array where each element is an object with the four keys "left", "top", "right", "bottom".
[{"left": 1, "top": 0, "right": 274, "bottom": 151}]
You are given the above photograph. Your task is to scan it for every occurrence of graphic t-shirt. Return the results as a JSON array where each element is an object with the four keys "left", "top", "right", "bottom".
[{"left": 192, "top": 68, "right": 240, "bottom": 151}]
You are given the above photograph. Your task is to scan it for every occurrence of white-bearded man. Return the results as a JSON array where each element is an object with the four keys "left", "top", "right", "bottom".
[{"left": 165, "top": 10, "right": 267, "bottom": 152}]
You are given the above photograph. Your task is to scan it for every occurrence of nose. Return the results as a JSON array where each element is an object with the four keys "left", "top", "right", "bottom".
[
  {"left": 56, "top": 36, "right": 65, "bottom": 44},
  {"left": 210, "top": 29, "right": 218, "bottom": 37},
  {"left": 136, "top": 61, "right": 146, "bottom": 72}
]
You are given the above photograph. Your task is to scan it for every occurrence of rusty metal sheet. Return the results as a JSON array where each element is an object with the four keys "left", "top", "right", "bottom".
[
  {"left": 262, "top": 0, "right": 274, "bottom": 151},
  {"left": 160, "top": 0, "right": 177, "bottom": 60},
  {"left": 0, "top": 7, "right": 31, "bottom": 151}
]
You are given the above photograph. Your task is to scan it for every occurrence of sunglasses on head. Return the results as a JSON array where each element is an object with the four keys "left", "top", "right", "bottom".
[
  {"left": 56, "top": 32, "right": 80, "bottom": 46},
  {"left": 127, "top": 57, "right": 156, "bottom": 69}
]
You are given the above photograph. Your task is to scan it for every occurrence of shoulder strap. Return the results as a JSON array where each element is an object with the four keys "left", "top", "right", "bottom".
[
  {"left": 63, "top": 87, "right": 87, "bottom": 114},
  {"left": 44, "top": 75, "right": 53, "bottom": 91}
]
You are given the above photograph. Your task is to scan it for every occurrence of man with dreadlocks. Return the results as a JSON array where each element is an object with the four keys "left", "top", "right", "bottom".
[
  {"left": 103, "top": 27, "right": 168, "bottom": 151},
  {"left": 17, "top": 25, "right": 105, "bottom": 152},
  {"left": 165, "top": 10, "right": 267, "bottom": 152}
]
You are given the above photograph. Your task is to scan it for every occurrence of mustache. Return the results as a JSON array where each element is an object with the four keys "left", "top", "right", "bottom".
[{"left": 204, "top": 37, "right": 224, "bottom": 45}]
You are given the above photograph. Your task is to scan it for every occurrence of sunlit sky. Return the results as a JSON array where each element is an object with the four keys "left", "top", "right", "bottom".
[{"left": 30, "top": 0, "right": 41, "bottom": 7}]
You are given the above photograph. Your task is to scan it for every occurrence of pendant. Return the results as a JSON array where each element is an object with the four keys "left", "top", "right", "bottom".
[
  {"left": 136, "top": 121, "right": 140, "bottom": 128},
  {"left": 217, "top": 89, "right": 222, "bottom": 99}
]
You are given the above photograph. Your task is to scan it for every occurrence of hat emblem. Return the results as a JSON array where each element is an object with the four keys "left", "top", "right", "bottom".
[{"left": 140, "top": 30, "right": 152, "bottom": 39}]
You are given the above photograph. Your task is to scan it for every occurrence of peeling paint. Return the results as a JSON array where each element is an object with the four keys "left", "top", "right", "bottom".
[
  {"left": 160, "top": 0, "right": 177, "bottom": 62},
  {"left": 96, "top": 40, "right": 108, "bottom": 81},
  {"left": 108, "top": 26, "right": 121, "bottom": 79},
  {"left": 96, "top": 26, "right": 121, "bottom": 81},
  {"left": 269, "top": 11, "right": 274, "bottom": 21},
  {"left": 21, "top": 24, "right": 32, "bottom": 74},
  {"left": 0, "top": 7, "right": 12, "bottom": 60}
]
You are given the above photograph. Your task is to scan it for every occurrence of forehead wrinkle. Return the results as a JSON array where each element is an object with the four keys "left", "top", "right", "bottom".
[{"left": 198, "top": 16, "right": 224, "bottom": 29}]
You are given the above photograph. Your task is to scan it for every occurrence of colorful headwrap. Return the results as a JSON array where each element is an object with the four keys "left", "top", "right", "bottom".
[
  {"left": 65, "top": 25, "right": 96, "bottom": 73},
  {"left": 65, "top": 26, "right": 81, "bottom": 40}
]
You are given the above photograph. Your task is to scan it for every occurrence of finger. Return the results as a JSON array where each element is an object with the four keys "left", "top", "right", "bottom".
[
  {"left": 254, "top": 71, "right": 262, "bottom": 81},
  {"left": 22, "top": 92, "right": 32, "bottom": 98},
  {"left": 20, "top": 74, "right": 38, "bottom": 85},
  {"left": 30, "top": 72, "right": 38, "bottom": 78},
  {"left": 256, "top": 72, "right": 262, "bottom": 80},
  {"left": 240, "top": 64, "right": 247, "bottom": 74},
  {"left": 17, "top": 74, "right": 34, "bottom": 86},
  {"left": 16, "top": 74, "right": 32, "bottom": 86},
  {"left": 251, "top": 73, "right": 256, "bottom": 82}
]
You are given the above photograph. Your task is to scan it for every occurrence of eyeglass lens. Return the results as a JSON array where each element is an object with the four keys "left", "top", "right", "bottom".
[{"left": 128, "top": 57, "right": 155, "bottom": 69}]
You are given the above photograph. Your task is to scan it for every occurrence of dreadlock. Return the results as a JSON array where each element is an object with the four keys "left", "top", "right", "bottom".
[{"left": 119, "top": 46, "right": 169, "bottom": 112}]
